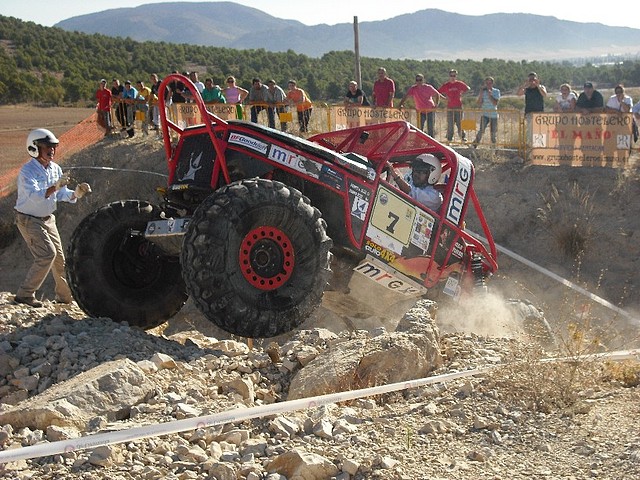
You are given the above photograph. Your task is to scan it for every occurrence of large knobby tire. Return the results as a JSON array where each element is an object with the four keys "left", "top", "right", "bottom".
[
  {"left": 67, "top": 200, "right": 188, "bottom": 329},
  {"left": 506, "top": 298, "right": 556, "bottom": 348},
  {"left": 181, "top": 179, "right": 332, "bottom": 338}
]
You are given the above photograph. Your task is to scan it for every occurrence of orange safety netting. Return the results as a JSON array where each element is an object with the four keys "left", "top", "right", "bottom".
[{"left": 0, "top": 113, "right": 101, "bottom": 198}]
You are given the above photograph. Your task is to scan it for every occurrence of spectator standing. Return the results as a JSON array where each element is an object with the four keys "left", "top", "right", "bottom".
[
  {"left": 632, "top": 100, "right": 640, "bottom": 143},
  {"left": 438, "top": 69, "right": 470, "bottom": 142},
  {"left": 266, "top": 79, "right": 288, "bottom": 131},
  {"left": 13, "top": 129, "right": 91, "bottom": 307},
  {"left": 169, "top": 71, "right": 187, "bottom": 104},
  {"left": 121, "top": 80, "right": 139, "bottom": 137},
  {"left": 473, "top": 77, "right": 500, "bottom": 147},
  {"left": 223, "top": 76, "right": 249, "bottom": 120},
  {"left": 201, "top": 78, "right": 226, "bottom": 104},
  {"left": 344, "top": 81, "right": 369, "bottom": 106},
  {"left": 95, "top": 79, "right": 112, "bottom": 137},
  {"left": 189, "top": 71, "right": 205, "bottom": 93},
  {"left": 605, "top": 84, "right": 632, "bottom": 113},
  {"left": 135, "top": 80, "right": 153, "bottom": 135},
  {"left": 372, "top": 67, "right": 395, "bottom": 108},
  {"left": 553, "top": 83, "right": 577, "bottom": 112},
  {"left": 247, "top": 77, "right": 270, "bottom": 125},
  {"left": 111, "top": 78, "right": 126, "bottom": 130},
  {"left": 518, "top": 72, "right": 547, "bottom": 114},
  {"left": 398, "top": 73, "right": 443, "bottom": 137},
  {"left": 149, "top": 73, "right": 163, "bottom": 131},
  {"left": 286, "top": 80, "right": 313, "bottom": 133},
  {"left": 576, "top": 82, "right": 604, "bottom": 114}
]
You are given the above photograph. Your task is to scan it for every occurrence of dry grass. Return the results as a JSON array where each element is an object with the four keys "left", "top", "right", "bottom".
[
  {"left": 602, "top": 360, "right": 640, "bottom": 387},
  {"left": 537, "top": 182, "right": 595, "bottom": 259},
  {"left": 488, "top": 280, "right": 640, "bottom": 413}
]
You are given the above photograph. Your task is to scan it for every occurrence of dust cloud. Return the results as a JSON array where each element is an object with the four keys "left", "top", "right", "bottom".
[{"left": 436, "top": 291, "right": 527, "bottom": 339}]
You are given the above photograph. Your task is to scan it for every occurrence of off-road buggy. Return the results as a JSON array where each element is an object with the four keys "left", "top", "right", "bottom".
[{"left": 66, "top": 74, "right": 498, "bottom": 338}]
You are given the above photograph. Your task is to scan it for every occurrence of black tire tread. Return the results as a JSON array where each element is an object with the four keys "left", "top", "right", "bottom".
[{"left": 181, "top": 179, "right": 332, "bottom": 338}]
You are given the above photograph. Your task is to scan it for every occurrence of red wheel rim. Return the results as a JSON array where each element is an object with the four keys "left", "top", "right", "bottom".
[{"left": 239, "top": 226, "right": 294, "bottom": 290}]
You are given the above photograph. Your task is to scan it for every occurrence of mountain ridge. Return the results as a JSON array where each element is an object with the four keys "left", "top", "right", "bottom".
[{"left": 55, "top": 3, "right": 640, "bottom": 61}]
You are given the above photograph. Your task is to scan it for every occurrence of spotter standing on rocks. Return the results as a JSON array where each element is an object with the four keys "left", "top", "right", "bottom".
[{"left": 13, "top": 128, "right": 92, "bottom": 308}]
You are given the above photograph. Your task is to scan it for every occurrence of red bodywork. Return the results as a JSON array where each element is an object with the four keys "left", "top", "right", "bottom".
[{"left": 158, "top": 74, "right": 497, "bottom": 299}]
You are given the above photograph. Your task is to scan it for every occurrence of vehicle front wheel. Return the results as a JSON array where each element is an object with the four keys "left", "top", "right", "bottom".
[{"left": 181, "top": 179, "right": 332, "bottom": 338}]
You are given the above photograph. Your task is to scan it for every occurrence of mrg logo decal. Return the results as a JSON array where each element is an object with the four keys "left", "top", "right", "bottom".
[
  {"left": 445, "top": 156, "right": 472, "bottom": 225},
  {"left": 268, "top": 145, "right": 321, "bottom": 178},
  {"left": 354, "top": 259, "right": 423, "bottom": 296}
]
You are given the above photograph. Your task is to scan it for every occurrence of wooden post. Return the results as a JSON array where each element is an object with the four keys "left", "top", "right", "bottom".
[{"left": 354, "top": 16, "right": 362, "bottom": 88}]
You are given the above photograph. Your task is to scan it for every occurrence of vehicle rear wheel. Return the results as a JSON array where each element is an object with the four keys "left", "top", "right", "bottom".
[
  {"left": 181, "top": 179, "right": 332, "bottom": 338},
  {"left": 67, "top": 200, "right": 188, "bottom": 329},
  {"left": 506, "top": 298, "right": 556, "bottom": 348}
]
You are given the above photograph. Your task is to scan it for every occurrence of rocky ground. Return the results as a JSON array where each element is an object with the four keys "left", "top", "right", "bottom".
[
  {"left": 0, "top": 132, "right": 639, "bottom": 479},
  {"left": 0, "top": 294, "right": 638, "bottom": 480}
]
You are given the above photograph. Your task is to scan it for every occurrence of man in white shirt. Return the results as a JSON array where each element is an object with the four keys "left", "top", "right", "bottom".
[
  {"left": 14, "top": 129, "right": 91, "bottom": 307},
  {"left": 387, "top": 154, "right": 443, "bottom": 212}
]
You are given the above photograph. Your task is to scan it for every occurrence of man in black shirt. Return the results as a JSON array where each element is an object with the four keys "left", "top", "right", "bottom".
[
  {"left": 576, "top": 82, "right": 604, "bottom": 114},
  {"left": 518, "top": 72, "right": 547, "bottom": 114}
]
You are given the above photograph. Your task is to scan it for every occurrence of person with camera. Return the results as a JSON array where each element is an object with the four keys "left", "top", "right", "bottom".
[
  {"left": 472, "top": 77, "right": 500, "bottom": 147},
  {"left": 518, "top": 72, "right": 547, "bottom": 114}
]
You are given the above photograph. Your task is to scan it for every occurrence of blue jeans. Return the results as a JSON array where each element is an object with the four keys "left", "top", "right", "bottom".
[
  {"left": 475, "top": 115, "right": 497, "bottom": 144},
  {"left": 250, "top": 105, "right": 275, "bottom": 128}
]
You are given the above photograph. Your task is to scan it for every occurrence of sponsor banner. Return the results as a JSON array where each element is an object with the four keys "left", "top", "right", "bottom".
[
  {"left": 171, "top": 103, "right": 203, "bottom": 128},
  {"left": 332, "top": 106, "right": 413, "bottom": 129},
  {"left": 268, "top": 145, "right": 321, "bottom": 178},
  {"left": 172, "top": 103, "right": 238, "bottom": 124},
  {"left": 529, "top": 112, "right": 631, "bottom": 167},
  {"left": 228, "top": 133, "right": 269, "bottom": 154},
  {"left": 203, "top": 103, "right": 239, "bottom": 120}
]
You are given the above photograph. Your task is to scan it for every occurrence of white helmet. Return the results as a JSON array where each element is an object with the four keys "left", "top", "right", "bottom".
[
  {"left": 412, "top": 153, "right": 442, "bottom": 185},
  {"left": 26, "top": 128, "right": 59, "bottom": 157}
]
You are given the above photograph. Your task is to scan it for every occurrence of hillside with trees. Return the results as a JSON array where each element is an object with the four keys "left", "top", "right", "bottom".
[{"left": 2, "top": 15, "right": 640, "bottom": 105}]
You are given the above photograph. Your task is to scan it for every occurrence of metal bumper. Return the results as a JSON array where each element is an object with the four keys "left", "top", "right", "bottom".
[{"left": 144, "top": 218, "right": 190, "bottom": 256}]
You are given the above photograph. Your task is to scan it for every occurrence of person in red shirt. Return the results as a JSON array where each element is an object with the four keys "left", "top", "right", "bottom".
[
  {"left": 95, "top": 79, "right": 113, "bottom": 137},
  {"left": 372, "top": 67, "right": 395, "bottom": 108},
  {"left": 438, "top": 69, "right": 470, "bottom": 142},
  {"left": 398, "top": 74, "right": 443, "bottom": 137}
]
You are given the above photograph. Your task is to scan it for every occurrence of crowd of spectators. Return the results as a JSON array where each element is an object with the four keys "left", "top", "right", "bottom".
[
  {"left": 95, "top": 69, "right": 640, "bottom": 145},
  {"left": 96, "top": 71, "right": 318, "bottom": 137}
]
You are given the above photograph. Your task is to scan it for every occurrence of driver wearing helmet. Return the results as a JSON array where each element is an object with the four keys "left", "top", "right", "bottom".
[
  {"left": 387, "top": 153, "right": 443, "bottom": 212},
  {"left": 13, "top": 128, "right": 91, "bottom": 308}
]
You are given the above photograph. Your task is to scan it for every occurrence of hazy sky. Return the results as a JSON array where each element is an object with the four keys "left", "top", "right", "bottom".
[{"left": 4, "top": 0, "right": 640, "bottom": 30}]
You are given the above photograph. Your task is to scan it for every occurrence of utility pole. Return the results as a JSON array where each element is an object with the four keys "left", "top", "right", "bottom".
[{"left": 354, "top": 16, "right": 361, "bottom": 87}]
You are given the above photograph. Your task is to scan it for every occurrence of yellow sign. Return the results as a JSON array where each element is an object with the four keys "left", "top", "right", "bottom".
[
  {"left": 529, "top": 112, "right": 632, "bottom": 167},
  {"left": 369, "top": 186, "right": 416, "bottom": 247}
]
